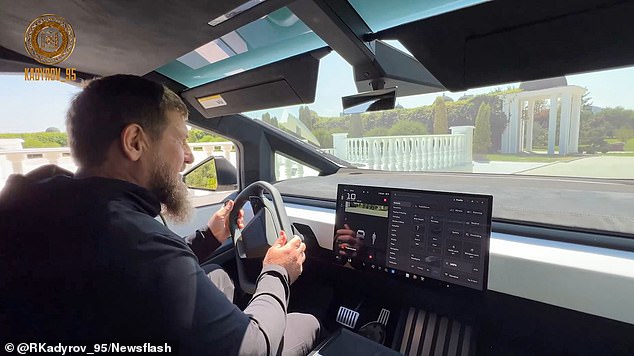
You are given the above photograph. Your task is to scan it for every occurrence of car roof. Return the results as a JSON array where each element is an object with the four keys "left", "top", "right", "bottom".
[{"left": 1, "top": 0, "right": 633, "bottom": 92}]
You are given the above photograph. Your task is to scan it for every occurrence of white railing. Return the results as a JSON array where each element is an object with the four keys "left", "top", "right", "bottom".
[
  {"left": 0, "top": 126, "right": 475, "bottom": 186},
  {"left": 187, "top": 142, "right": 234, "bottom": 162},
  {"left": 0, "top": 147, "right": 73, "bottom": 179},
  {"left": 274, "top": 154, "right": 320, "bottom": 181},
  {"left": 0, "top": 142, "right": 317, "bottom": 184},
  {"left": 330, "top": 126, "right": 474, "bottom": 171}
]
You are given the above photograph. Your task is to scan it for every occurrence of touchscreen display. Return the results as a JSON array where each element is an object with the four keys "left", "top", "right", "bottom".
[{"left": 334, "top": 184, "right": 492, "bottom": 290}]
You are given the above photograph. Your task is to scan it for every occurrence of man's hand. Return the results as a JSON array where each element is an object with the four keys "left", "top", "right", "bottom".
[
  {"left": 263, "top": 231, "right": 306, "bottom": 284},
  {"left": 207, "top": 200, "right": 244, "bottom": 243},
  {"left": 335, "top": 223, "right": 361, "bottom": 257}
]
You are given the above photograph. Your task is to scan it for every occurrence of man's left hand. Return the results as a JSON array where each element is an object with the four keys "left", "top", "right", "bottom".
[{"left": 207, "top": 200, "right": 245, "bottom": 243}]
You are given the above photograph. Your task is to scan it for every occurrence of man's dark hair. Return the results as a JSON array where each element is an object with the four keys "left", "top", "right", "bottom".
[{"left": 66, "top": 74, "right": 188, "bottom": 167}]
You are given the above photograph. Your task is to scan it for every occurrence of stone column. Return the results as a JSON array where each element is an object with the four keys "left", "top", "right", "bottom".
[
  {"left": 559, "top": 93, "right": 572, "bottom": 155},
  {"left": 518, "top": 100, "right": 525, "bottom": 152},
  {"left": 501, "top": 95, "right": 510, "bottom": 153},
  {"left": 450, "top": 126, "right": 475, "bottom": 164},
  {"left": 332, "top": 133, "right": 348, "bottom": 161},
  {"left": 526, "top": 100, "right": 535, "bottom": 151},
  {"left": 509, "top": 97, "right": 521, "bottom": 153},
  {"left": 43, "top": 152, "right": 62, "bottom": 166},
  {"left": 548, "top": 95, "right": 559, "bottom": 155},
  {"left": 221, "top": 144, "right": 232, "bottom": 160},
  {"left": 5, "top": 152, "right": 26, "bottom": 175},
  {"left": 202, "top": 145, "right": 214, "bottom": 158},
  {"left": 284, "top": 156, "right": 293, "bottom": 179},
  {"left": 569, "top": 93, "right": 582, "bottom": 153}
]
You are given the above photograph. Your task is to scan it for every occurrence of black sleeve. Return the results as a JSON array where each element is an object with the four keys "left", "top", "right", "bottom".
[{"left": 183, "top": 226, "right": 221, "bottom": 262}]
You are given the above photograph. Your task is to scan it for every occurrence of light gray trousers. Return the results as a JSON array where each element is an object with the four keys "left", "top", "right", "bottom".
[{"left": 206, "top": 266, "right": 320, "bottom": 356}]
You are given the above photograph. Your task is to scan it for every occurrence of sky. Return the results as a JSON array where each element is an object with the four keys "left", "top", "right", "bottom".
[{"left": 1, "top": 50, "right": 633, "bottom": 133}]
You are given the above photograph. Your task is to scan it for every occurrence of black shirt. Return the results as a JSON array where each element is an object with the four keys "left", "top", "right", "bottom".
[{"left": 0, "top": 169, "right": 290, "bottom": 355}]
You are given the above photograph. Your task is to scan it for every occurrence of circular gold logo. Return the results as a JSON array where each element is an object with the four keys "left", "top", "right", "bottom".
[{"left": 24, "top": 14, "right": 76, "bottom": 65}]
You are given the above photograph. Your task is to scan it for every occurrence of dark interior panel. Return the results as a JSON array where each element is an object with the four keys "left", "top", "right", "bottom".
[
  {"left": 0, "top": 0, "right": 294, "bottom": 76},
  {"left": 292, "top": 254, "right": 634, "bottom": 355},
  {"left": 377, "top": 0, "right": 634, "bottom": 91}
]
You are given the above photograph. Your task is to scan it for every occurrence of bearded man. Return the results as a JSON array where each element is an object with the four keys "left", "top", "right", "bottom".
[{"left": 0, "top": 75, "right": 319, "bottom": 355}]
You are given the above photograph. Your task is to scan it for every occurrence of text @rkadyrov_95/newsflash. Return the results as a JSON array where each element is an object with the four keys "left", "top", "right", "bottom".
[{"left": 4, "top": 342, "right": 175, "bottom": 355}]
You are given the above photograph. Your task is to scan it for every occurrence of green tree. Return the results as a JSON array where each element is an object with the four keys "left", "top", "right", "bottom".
[
  {"left": 615, "top": 126, "right": 634, "bottom": 142},
  {"left": 312, "top": 128, "right": 332, "bottom": 148},
  {"left": 23, "top": 136, "right": 59, "bottom": 148},
  {"left": 270, "top": 116, "right": 279, "bottom": 128},
  {"left": 262, "top": 112, "right": 271, "bottom": 124},
  {"left": 364, "top": 127, "right": 390, "bottom": 137},
  {"left": 349, "top": 114, "right": 363, "bottom": 138},
  {"left": 432, "top": 96, "right": 449, "bottom": 134},
  {"left": 473, "top": 103, "right": 492, "bottom": 153},
  {"left": 0, "top": 132, "right": 68, "bottom": 148},
  {"left": 187, "top": 129, "right": 207, "bottom": 142},
  {"left": 299, "top": 106, "right": 314, "bottom": 130},
  {"left": 187, "top": 129, "right": 226, "bottom": 143},
  {"left": 387, "top": 120, "right": 427, "bottom": 136}
]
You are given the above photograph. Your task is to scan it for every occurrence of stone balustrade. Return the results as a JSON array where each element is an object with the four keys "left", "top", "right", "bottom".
[
  {"left": 329, "top": 126, "right": 474, "bottom": 171},
  {"left": 1, "top": 127, "right": 475, "bottom": 185},
  {"left": 187, "top": 142, "right": 234, "bottom": 161},
  {"left": 274, "top": 154, "right": 320, "bottom": 181},
  {"left": 0, "top": 147, "right": 73, "bottom": 178},
  {"left": 0, "top": 142, "right": 315, "bottom": 183}
]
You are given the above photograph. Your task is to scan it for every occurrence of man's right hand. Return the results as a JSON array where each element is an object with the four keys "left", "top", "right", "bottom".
[
  {"left": 263, "top": 231, "right": 306, "bottom": 284},
  {"left": 335, "top": 223, "right": 360, "bottom": 257}
]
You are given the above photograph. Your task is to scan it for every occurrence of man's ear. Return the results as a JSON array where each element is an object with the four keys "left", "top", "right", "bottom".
[{"left": 120, "top": 124, "right": 150, "bottom": 162}]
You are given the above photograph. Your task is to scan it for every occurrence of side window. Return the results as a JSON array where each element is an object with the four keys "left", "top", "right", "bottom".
[
  {"left": 274, "top": 153, "right": 319, "bottom": 181},
  {"left": 0, "top": 75, "right": 80, "bottom": 190}
]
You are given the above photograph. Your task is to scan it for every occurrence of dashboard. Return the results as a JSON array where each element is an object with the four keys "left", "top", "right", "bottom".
[
  {"left": 282, "top": 201, "right": 634, "bottom": 326},
  {"left": 333, "top": 184, "right": 492, "bottom": 291},
  {"left": 177, "top": 179, "right": 634, "bottom": 326},
  {"left": 178, "top": 179, "right": 634, "bottom": 353}
]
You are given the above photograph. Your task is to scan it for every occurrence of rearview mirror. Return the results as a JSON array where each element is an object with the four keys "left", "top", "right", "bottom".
[{"left": 342, "top": 88, "right": 396, "bottom": 115}]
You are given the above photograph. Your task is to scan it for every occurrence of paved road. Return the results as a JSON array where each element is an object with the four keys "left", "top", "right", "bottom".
[
  {"left": 473, "top": 161, "right": 549, "bottom": 174},
  {"left": 518, "top": 156, "right": 634, "bottom": 179}
]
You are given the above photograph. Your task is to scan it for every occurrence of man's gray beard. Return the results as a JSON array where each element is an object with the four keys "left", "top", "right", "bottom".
[{"left": 150, "top": 160, "right": 193, "bottom": 224}]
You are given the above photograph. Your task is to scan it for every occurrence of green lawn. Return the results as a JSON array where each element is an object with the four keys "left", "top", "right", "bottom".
[{"left": 484, "top": 154, "right": 578, "bottom": 162}]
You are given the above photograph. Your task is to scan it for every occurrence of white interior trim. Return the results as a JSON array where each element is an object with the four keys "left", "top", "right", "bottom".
[{"left": 285, "top": 203, "right": 634, "bottom": 325}]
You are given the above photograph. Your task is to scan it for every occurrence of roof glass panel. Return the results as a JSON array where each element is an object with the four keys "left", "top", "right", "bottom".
[
  {"left": 157, "top": 7, "right": 326, "bottom": 88},
  {"left": 348, "top": 0, "right": 488, "bottom": 32}
]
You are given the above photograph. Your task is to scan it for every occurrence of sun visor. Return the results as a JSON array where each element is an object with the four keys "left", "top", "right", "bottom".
[{"left": 182, "top": 48, "right": 329, "bottom": 118}]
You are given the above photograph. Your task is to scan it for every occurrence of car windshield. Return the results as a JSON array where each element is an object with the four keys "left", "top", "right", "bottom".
[
  {"left": 242, "top": 49, "right": 634, "bottom": 180},
  {"left": 153, "top": 2, "right": 634, "bottom": 181},
  {"left": 1, "top": 1, "right": 632, "bottom": 238}
]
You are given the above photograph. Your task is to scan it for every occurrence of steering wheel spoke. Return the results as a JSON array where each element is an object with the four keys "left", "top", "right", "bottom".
[{"left": 229, "top": 181, "right": 296, "bottom": 294}]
